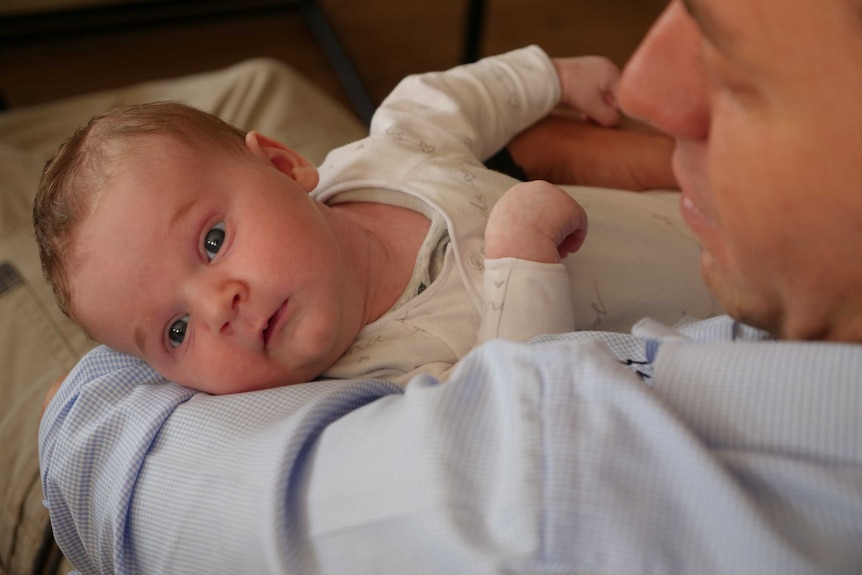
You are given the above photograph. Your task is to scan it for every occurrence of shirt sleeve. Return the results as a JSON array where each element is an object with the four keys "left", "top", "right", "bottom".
[
  {"left": 477, "top": 257, "right": 575, "bottom": 344},
  {"left": 370, "top": 45, "right": 560, "bottom": 163},
  {"left": 39, "top": 345, "right": 403, "bottom": 574},
  {"left": 40, "top": 336, "right": 862, "bottom": 574}
]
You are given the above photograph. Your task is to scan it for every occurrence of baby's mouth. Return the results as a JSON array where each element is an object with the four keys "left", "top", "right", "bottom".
[{"left": 263, "top": 300, "right": 288, "bottom": 348}]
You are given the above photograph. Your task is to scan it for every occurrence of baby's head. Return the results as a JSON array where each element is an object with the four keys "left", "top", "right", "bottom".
[
  {"left": 35, "top": 102, "right": 248, "bottom": 320},
  {"left": 34, "top": 102, "right": 360, "bottom": 394}
]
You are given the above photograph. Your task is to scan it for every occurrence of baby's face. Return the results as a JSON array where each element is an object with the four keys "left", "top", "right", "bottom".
[{"left": 69, "top": 135, "right": 358, "bottom": 394}]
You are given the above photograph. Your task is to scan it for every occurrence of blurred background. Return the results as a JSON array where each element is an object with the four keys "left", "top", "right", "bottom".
[{"left": 0, "top": 0, "right": 668, "bottom": 123}]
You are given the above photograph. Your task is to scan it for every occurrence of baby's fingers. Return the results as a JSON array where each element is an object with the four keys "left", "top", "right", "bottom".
[
  {"left": 579, "top": 87, "right": 620, "bottom": 127},
  {"left": 555, "top": 193, "right": 588, "bottom": 257},
  {"left": 556, "top": 56, "right": 621, "bottom": 127}
]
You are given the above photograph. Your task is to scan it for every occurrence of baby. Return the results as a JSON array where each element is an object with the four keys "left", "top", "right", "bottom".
[{"left": 34, "top": 46, "right": 621, "bottom": 394}]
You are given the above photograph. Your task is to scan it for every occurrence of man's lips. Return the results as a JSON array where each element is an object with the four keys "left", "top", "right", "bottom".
[
  {"left": 263, "top": 300, "right": 288, "bottom": 348},
  {"left": 672, "top": 146, "right": 715, "bottom": 233}
]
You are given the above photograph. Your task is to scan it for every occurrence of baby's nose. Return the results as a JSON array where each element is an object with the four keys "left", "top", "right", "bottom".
[{"left": 197, "top": 279, "right": 246, "bottom": 335}]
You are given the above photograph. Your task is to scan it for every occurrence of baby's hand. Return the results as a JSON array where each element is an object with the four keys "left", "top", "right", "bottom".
[
  {"left": 553, "top": 56, "right": 621, "bottom": 127},
  {"left": 485, "top": 180, "right": 588, "bottom": 264}
]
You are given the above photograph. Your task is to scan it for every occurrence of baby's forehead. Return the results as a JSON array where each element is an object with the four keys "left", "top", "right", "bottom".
[
  {"left": 77, "top": 135, "right": 178, "bottom": 218},
  {"left": 105, "top": 130, "right": 246, "bottom": 172},
  {"left": 81, "top": 132, "right": 168, "bottom": 187},
  {"left": 92, "top": 134, "right": 194, "bottom": 187},
  {"left": 81, "top": 129, "right": 249, "bottom": 228},
  {"left": 99, "top": 130, "right": 186, "bottom": 159}
]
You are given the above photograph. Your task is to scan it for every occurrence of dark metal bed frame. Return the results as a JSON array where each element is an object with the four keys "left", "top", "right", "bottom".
[{"left": 0, "top": 0, "right": 486, "bottom": 125}]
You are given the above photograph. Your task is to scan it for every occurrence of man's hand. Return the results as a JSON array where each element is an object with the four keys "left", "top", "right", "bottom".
[{"left": 484, "top": 180, "right": 587, "bottom": 263}]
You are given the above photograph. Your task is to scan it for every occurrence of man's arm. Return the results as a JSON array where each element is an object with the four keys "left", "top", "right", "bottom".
[
  {"left": 507, "top": 111, "right": 678, "bottom": 190},
  {"left": 39, "top": 345, "right": 402, "bottom": 574},
  {"left": 41, "top": 334, "right": 862, "bottom": 573}
]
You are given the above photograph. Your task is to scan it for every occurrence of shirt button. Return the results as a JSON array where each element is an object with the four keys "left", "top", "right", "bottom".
[{"left": 467, "top": 252, "right": 484, "bottom": 270}]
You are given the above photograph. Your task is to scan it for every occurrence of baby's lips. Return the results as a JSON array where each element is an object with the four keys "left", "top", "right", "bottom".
[{"left": 263, "top": 299, "right": 289, "bottom": 348}]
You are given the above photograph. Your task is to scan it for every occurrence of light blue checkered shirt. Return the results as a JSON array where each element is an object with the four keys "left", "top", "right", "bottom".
[{"left": 40, "top": 316, "right": 862, "bottom": 574}]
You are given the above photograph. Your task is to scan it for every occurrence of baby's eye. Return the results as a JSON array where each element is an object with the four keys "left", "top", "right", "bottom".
[
  {"left": 168, "top": 315, "right": 189, "bottom": 347},
  {"left": 204, "top": 222, "right": 226, "bottom": 261}
]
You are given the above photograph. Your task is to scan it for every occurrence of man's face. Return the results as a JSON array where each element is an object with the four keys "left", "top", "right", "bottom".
[
  {"left": 70, "top": 135, "right": 363, "bottom": 394},
  {"left": 618, "top": 0, "right": 862, "bottom": 339}
]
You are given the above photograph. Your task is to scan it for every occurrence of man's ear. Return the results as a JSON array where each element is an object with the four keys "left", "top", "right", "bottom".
[{"left": 244, "top": 130, "right": 319, "bottom": 192}]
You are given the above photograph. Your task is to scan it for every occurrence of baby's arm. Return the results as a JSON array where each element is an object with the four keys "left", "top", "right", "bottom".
[{"left": 478, "top": 181, "right": 584, "bottom": 343}]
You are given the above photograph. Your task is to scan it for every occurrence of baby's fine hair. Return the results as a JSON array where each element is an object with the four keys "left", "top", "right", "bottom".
[{"left": 33, "top": 101, "right": 248, "bottom": 320}]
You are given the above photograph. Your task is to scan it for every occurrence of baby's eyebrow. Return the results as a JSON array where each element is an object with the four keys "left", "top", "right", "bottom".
[{"left": 170, "top": 198, "right": 196, "bottom": 229}]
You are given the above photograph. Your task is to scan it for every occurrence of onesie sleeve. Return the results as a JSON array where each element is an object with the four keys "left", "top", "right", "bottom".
[
  {"left": 386, "top": 257, "right": 576, "bottom": 383},
  {"left": 477, "top": 257, "right": 575, "bottom": 344},
  {"left": 369, "top": 45, "right": 561, "bottom": 163}
]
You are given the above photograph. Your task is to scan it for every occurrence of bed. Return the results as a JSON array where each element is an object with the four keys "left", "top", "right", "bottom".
[{"left": 0, "top": 51, "right": 719, "bottom": 573}]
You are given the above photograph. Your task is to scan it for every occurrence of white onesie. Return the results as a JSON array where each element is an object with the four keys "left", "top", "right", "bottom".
[{"left": 316, "top": 45, "right": 721, "bottom": 385}]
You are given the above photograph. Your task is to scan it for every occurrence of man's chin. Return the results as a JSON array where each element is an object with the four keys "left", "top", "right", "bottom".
[
  {"left": 700, "top": 254, "right": 778, "bottom": 335},
  {"left": 700, "top": 255, "right": 733, "bottom": 309}
]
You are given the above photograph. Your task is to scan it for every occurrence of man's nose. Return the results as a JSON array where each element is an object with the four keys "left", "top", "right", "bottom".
[{"left": 617, "top": 1, "right": 710, "bottom": 140}]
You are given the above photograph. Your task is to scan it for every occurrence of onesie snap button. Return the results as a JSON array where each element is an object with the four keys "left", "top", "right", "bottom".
[{"left": 467, "top": 252, "right": 484, "bottom": 270}]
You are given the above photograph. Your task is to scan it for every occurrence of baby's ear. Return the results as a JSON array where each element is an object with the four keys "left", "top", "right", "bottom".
[{"left": 244, "top": 131, "right": 319, "bottom": 192}]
